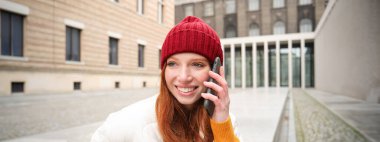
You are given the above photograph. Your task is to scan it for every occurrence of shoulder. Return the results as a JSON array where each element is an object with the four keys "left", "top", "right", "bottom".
[{"left": 91, "top": 95, "right": 159, "bottom": 142}]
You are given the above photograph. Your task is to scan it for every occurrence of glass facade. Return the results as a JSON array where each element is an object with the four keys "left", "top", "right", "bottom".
[
  {"left": 268, "top": 44, "right": 276, "bottom": 87},
  {"left": 222, "top": 41, "right": 314, "bottom": 88},
  {"left": 280, "top": 44, "right": 288, "bottom": 87},
  {"left": 235, "top": 46, "right": 242, "bottom": 87},
  {"left": 305, "top": 42, "right": 314, "bottom": 87},
  {"left": 292, "top": 43, "right": 301, "bottom": 87},
  {"left": 257, "top": 45, "right": 264, "bottom": 87},
  {"left": 246, "top": 45, "right": 253, "bottom": 87}
]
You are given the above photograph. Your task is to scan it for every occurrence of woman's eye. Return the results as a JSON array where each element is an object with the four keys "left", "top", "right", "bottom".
[
  {"left": 167, "top": 61, "right": 176, "bottom": 67},
  {"left": 192, "top": 62, "right": 205, "bottom": 68}
]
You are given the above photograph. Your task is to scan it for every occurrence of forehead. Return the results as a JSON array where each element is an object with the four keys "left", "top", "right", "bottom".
[{"left": 167, "top": 52, "right": 208, "bottom": 61}]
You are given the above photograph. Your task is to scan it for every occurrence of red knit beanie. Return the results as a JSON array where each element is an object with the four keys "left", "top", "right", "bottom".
[{"left": 160, "top": 16, "right": 223, "bottom": 69}]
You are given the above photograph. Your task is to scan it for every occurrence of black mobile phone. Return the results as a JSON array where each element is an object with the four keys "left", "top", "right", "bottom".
[{"left": 203, "top": 57, "right": 221, "bottom": 116}]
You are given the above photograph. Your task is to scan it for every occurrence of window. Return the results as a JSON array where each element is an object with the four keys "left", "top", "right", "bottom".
[
  {"left": 184, "top": 5, "right": 193, "bottom": 16},
  {"left": 109, "top": 37, "right": 118, "bottom": 65},
  {"left": 204, "top": 1, "right": 214, "bottom": 16},
  {"left": 225, "top": 0, "right": 236, "bottom": 14},
  {"left": 248, "top": 0, "right": 260, "bottom": 11},
  {"left": 74, "top": 82, "right": 81, "bottom": 90},
  {"left": 273, "top": 0, "right": 285, "bottom": 8},
  {"left": 138, "top": 44, "right": 145, "bottom": 67},
  {"left": 137, "top": 0, "right": 144, "bottom": 15},
  {"left": 66, "top": 26, "right": 81, "bottom": 61},
  {"left": 1, "top": 11, "right": 24, "bottom": 57},
  {"left": 273, "top": 21, "right": 285, "bottom": 35},
  {"left": 11, "top": 82, "right": 24, "bottom": 93},
  {"left": 158, "top": 0, "right": 164, "bottom": 23},
  {"left": 300, "top": 18, "right": 313, "bottom": 33},
  {"left": 225, "top": 25, "right": 236, "bottom": 38},
  {"left": 249, "top": 23, "right": 260, "bottom": 36},
  {"left": 115, "top": 81, "right": 120, "bottom": 88},
  {"left": 299, "top": 0, "right": 312, "bottom": 5}
]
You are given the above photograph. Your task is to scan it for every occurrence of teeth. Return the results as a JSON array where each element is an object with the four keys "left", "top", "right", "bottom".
[{"left": 178, "top": 87, "right": 195, "bottom": 93}]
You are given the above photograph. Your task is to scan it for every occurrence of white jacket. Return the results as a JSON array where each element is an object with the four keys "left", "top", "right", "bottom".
[{"left": 91, "top": 95, "right": 241, "bottom": 142}]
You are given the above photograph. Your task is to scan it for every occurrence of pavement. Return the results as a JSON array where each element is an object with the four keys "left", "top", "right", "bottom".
[{"left": 0, "top": 88, "right": 289, "bottom": 142}]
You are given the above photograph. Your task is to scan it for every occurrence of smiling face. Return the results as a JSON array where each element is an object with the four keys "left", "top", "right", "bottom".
[{"left": 164, "top": 53, "right": 211, "bottom": 109}]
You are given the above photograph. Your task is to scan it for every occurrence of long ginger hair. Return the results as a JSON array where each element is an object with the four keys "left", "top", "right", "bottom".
[{"left": 155, "top": 64, "right": 214, "bottom": 142}]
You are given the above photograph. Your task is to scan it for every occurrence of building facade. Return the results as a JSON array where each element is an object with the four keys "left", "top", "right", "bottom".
[
  {"left": 175, "top": 0, "right": 327, "bottom": 38},
  {"left": 175, "top": 0, "right": 326, "bottom": 89},
  {"left": 0, "top": 0, "right": 174, "bottom": 96}
]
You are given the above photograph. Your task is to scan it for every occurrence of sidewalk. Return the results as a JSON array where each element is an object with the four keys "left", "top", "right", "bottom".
[
  {"left": 2, "top": 88, "right": 289, "bottom": 142},
  {"left": 305, "top": 89, "right": 380, "bottom": 142}
]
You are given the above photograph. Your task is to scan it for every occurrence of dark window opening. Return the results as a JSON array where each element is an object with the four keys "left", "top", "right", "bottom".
[
  {"left": 1, "top": 10, "right": 24, "bottom": 57},
  {"left": 115, "top": 82, "right": 120, "bottom": 88},
  {"left": 11, "top": 82, "right": 24, "bottom": 93},
  {"left": 74, "top": 82, "right": 81, "bottom": 90},
  {"left": 66, "top": 26, "right": 81, "bottom": 61}
]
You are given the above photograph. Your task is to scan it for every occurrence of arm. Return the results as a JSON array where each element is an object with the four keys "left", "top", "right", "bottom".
[
  {"left": 210, "top": 116, "right": 240, "bottom": 142},
  {"left": 201, "top": 67, "right": 240, "bottom": 141}
]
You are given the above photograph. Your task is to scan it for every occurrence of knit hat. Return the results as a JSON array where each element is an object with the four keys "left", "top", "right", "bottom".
[{"left": 160, "top": 16, "right": 223, "bottom": 69}]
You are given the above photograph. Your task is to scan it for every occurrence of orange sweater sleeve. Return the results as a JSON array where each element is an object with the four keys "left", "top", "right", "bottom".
[{"left": 210, "top": 116, "right": 240, "bottom": 142}]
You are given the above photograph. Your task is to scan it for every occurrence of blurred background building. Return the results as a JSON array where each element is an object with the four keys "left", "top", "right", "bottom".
[{"left": 0, "top": 0, "right": 174, "bottom": 96}]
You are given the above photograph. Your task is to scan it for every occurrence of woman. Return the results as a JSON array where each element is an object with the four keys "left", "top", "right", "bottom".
[{"left": 92, "top": 16, "right": 240, "bottom": 142}]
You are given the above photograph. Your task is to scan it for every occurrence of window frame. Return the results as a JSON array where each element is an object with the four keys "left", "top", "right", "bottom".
[
  {"left": 1, "top": 10, "right": 24, "bottom": 57},
  {"left": 109, "top": 37, "right": 119, "bottom": 65},
  {"left": 65, "top": 26, "right": 81, "bottom": 62},
  {"left": 138, "top": 44, "right": 145, "bottom": 68}
]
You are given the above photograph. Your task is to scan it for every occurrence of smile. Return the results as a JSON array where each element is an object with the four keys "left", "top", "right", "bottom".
[{"left": 176, "top": 86, "right": 198, "bottom": 93}]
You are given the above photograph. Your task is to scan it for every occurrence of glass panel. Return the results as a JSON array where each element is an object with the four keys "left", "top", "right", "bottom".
[
  {"left": 235, "top": 46, "right": 242, "bottom": 87},
  {"left": 225, "top": 0, "right": 236, "bottom": 14},
  {"left": 226, "top": 26, "right": 236, "bottom": 38},
  {"left": 109, "top": 38, "right": 118, "bottom": 65},
  {"left": 300, "top": 19, "right": 313, "bottom": 33},
  {"left": 249, "top": 0, "right": 260, "bottom": 11},
  {"left": 274, "top": 21, "right": 285, "bottom": 35},
  {"left": 138, "top": 44, "right": 144, "bottom": 67},
  {"left": 224, "top": 47, "right": 231, "bottom": 87},
  {"left": 292, "top": 44, "right": 301, "bottom": 87},
  {"left": 204, "top": 2, "right": 214, "bottom": 16},
  {"left": 305, "top": 42, "right": 314, "bottom": 87},
  {"left": 280, "top": 44, "right": 288, "bottom": 86},
  {"left": 12, "top": 14, "right": 23, "bottom": 57},
  {"left": 249, "top": 23, "right": 260, "bottom": 36},
  {"left": 72, "top": 28, "right": 80, "bottom": 61},
  {"left": 65, "top": 27, "right": 72, "bottom": 60},
  {"left": 257, "top": 45, "right": 264, "bottom": 87},
  {"left": 273, "top": 0, "right": 285, "bottom": 8},
  {"left": 246, "top": 45, "right": 253, "bottom": 87},
  {"left": 185, "top": 5, "right": 193, "bottom": 16},
  {"left": 1, "top": 12, "right": 11, "bottom": 56},
  {"left": 268, "top": 45, "right": 276, "bottom": 87}
]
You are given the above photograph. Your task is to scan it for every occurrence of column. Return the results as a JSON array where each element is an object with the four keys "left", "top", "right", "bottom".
[
  {"left": 231, "top": 44, "right": 235, "bottom": 89},
  {"left": 301, "top": 39, "right": 305, "bottom": 89},
  {"left": 264, "top": 41, "right": 268, "bottom": 88},
  {"left": 288, "top": 40, "right": 293, "bottom": 89},
  {"left": 253, "top": 42, "right": 257, "bottom": 89},
  {"left": 242, "top": 43, "right": 246, "bottom": 88},
  {"left": 276, "top": 40, "right": 280, "bottom": 88}
]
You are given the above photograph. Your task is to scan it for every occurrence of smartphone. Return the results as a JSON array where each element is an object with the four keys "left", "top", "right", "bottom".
[{"left": 203, "top": 57, "right": 221, "bottom": 116}]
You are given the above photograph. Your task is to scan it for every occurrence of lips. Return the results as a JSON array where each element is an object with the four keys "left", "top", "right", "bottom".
[{"left": 176, "top": 86, "right": 198, "bottom": 93}]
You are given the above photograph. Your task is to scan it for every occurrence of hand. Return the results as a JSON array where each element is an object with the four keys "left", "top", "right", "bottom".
[{"left": 201, "top": 66, "right": 230, "bottom": 122}]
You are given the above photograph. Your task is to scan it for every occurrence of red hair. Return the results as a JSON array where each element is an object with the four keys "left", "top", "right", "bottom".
[{"left": 155, "top": 64, "right": 214, "bottom": 142}]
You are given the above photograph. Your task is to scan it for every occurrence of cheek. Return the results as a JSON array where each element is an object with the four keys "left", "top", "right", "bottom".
[{"left": 194, "top": 70, "right": 210, "bottom": 82}]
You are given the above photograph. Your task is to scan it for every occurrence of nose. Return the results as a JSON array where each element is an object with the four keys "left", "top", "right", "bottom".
[{"left": 177, "top": 66, "right": 193, "bottom": 83}]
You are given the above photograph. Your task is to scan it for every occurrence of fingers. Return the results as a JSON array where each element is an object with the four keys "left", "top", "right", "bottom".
[{"left": 208, "top": 70, "right": 228, "bottom": 89}]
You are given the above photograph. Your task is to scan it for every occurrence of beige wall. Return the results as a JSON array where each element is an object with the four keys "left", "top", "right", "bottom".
[
  {"left": 315, "top": 0, "right": 380, "bottom": 101},
  {"left": 0, "top": 0, "right": 174, "bottom": 95}
]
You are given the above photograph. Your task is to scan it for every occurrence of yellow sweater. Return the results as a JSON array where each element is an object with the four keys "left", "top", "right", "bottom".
[{"left": 210, "top": 116, "right": 240, "bottom": 142}]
